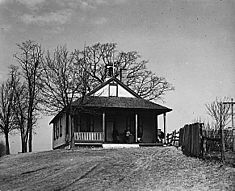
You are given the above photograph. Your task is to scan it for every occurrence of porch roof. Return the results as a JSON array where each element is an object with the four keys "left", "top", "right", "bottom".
[{"left": 72, "top": 96, "right": 172, "bottom": 114}]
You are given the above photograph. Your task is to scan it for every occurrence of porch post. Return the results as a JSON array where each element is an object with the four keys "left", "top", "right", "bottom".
[
  {"left": 102, "top": 112, "right": 105, "bottom": 142},
  {"left": 71, "top": 115, "right": 75, "bottom": 148},
  {"left": 163, "top": 113, "right": 166, "bottom": 144},
  {"left": 135, "top": 113, "right": 138, "bottom": 143},
  {"left": 155, "top": 115, "right": 158, "bottom": 142}
]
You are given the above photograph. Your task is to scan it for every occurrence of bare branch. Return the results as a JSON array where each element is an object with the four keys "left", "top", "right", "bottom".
[{"left": 206, "top": 97, "right": 231, "bottom": 129}]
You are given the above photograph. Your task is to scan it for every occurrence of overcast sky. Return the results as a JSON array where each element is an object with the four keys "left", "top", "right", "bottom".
[{"left": 0, "top": 0, "right": 235, "bottom": 153}]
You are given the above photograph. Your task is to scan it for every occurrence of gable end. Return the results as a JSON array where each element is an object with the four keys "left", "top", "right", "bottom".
[{"left": 87, "top": 77, "right": 141, "bottom": 98}]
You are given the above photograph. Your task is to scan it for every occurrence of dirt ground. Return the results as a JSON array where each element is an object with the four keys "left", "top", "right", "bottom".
[{"left": 0, "top": 146, "right": 234, "bottom": 191}]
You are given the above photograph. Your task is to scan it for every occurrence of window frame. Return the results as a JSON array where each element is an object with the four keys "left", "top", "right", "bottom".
[{"left": 109, "top": 83, "right": 118, "bottom": 97}]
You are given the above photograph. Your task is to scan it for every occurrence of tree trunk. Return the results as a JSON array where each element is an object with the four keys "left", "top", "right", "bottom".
[
  {"left": 28, "top": 125, "right": 32, "bottom": 152},
  {"left": 28, "top": 111, "right": 33, "bottom": 152},
  {"left": 21, "top": 137, "right": 27, "bottom": 153},
  {"left": 23, "top": 141, "right": 27, "bottom": 153},
  {"left": 21, "top": 131, "right": 27, "bottom": 153},
  {"left": 70, "top": 115, "right": 74, "bottom": 149},
  {"left": 66, "top": 111, "right": 69, "bottom": 145},
  {"left": 4, "top": 132, "right": 10, "bottom": 155}
]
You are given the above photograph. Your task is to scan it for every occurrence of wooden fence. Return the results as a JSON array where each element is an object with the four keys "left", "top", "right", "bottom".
[
  {"left": 179, "top": 123, "right": 202, "bottom": 157},
  {"left": 166, "top": 130, "right": 179, "bottom": 147},
  {"left": 176, "top": 123, "right": 234, "bottom": 160},
  {"left": 202, "top": 129, "right": 234, "bottom": 151}
]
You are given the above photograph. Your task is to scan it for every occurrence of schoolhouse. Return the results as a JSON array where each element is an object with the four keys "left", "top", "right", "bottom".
[{"left": 50, "top": 65, "right": 172, "bottom": 149}]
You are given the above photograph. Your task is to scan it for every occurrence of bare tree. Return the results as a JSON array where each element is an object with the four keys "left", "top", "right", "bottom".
[
  {"left": 40, "top": 46, "right": 88, "bottom": 114},
  {"left": 11, "top": 67, "right": 27, "bottom": 153},
  {"left": 40, "top": 43, "right": 174, "bottom": 115},
  {"left": 14, "top": 40, "right": 43, "bottom": 152},
  {"left": 39, "top": 46, "right": 89, "bottom": 147},
  {"left": 0, "top": 68, "right": 17, "bottom": 154},
  {"left": 76, "top": 43, "right": 174, "bottom": 101},
  {"left": 206, "top": 97, "right": 231, "bottom": 129}
]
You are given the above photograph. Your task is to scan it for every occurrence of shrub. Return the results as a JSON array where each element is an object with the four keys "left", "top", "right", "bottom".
[{"left": 0, "top": 141, "right": 6, "bottom": 157}]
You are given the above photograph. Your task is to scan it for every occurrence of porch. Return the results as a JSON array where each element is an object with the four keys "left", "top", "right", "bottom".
[
  {"left": 72, "top": 108, "right": 168, "bottom": 145},
  {"left": 74, "top": 132, "right": 163, "bottom": 148}
]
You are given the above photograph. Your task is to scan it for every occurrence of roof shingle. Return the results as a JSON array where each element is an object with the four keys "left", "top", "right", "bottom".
[{"left": 72, "top": 96, "right": 171, "bottom": 113}]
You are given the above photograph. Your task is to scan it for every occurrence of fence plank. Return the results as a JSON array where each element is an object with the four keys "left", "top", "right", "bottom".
[
  {"left": 194, "top": 123, "right": 200, "bottom": 157},
  {"left": 184, "top": 125, "right": 189, "bottom": 156}
]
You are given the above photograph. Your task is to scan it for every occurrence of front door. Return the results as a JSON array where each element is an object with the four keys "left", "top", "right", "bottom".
[{"left": 106, "top": 121, "right": 114, "bottom": 142}]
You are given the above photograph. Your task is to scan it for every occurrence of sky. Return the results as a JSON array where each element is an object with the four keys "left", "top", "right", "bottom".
[{"left": 0, "top": 0, "right": 235, "bottom": 153}]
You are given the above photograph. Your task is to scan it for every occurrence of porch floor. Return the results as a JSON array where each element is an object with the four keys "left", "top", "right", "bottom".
[{"left": 74, "top": 142, "right": 163, "bottom": 148}]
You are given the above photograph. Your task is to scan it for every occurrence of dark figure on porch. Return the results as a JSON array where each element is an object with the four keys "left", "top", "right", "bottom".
[
  {"left": 124, "top": 130, "right": 134, "bottom": 143},
  {"left": 137, "top": 130, "right": 143, "bottom": 143},
  {"left": 112, "top": 129, "right": 119, "bottom": 143},
  {"left": 157, "top": 129, "right": 164, "bottom": 143}
]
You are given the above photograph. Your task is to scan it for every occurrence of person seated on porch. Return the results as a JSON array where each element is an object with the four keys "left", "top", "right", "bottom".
[
  {"left": 157, "top": 129, "right": 164, "bottom": 143},
  {"left": 125, "top": 130, "right": 134, "bottom": 143},
  {"left": 112, "top": 129, "right": 119, "bottom": 143},
  {"left": 137, "top": 131, "right": 143, "bottom": 143}
]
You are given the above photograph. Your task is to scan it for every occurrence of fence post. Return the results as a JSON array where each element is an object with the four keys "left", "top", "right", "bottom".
[
  {"left": 220, "top": 103, "right": 225, "bottom": 162},
  {"left": 172, "top": 130, "right": 176, "bottom": 146},
  {"left": 200, "top": 125, "right": 206, "bottom": 159},
  {"left": 182, "top": 126, "right": 186, "bottom": 154},
  {"left": 166, "top": 133, "right": 168, "bottom": 144}
]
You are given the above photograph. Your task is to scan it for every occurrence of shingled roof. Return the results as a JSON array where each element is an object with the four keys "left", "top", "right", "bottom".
[
  {"left": 72, "top": 96, "right": 171, "bottom": 114},
  {"left": 50, "top": 77, "right": 172, "bottom": 124}
]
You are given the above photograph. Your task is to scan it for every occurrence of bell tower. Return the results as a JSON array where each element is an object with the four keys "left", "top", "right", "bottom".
[{"left": 105, "top": 63, "right": 115, "bottom": 79}]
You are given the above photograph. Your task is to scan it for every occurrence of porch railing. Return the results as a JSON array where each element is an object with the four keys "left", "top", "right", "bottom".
[{"left": 74, "top": 132, "right": 104, "bottom": 142}]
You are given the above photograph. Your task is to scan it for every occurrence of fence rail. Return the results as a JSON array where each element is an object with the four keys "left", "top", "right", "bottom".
[
  {"left": 166, "top": 130, "right": 179, "bottom": 147},
  {"left": 202, "top": 129, "right": 233, "bottom": 151},
  {"left": 74, "top": 132, "right": 104, "bottom": 142}
]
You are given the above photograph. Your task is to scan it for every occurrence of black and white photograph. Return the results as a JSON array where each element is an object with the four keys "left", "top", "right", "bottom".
[{"left": 0, "top": 0, "right": 234, "bottom": 190}]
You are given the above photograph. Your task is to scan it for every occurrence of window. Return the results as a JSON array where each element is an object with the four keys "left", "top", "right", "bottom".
[
  {"left": 74, "top": 115, "right": 81, "bottom": 132},
  {"left": 90, "top": 116, "right": 94, "bottom": 132},
  {"left": 54, "top": 122, "right": 59, "bottom": 140},
  {"left": 59, "top": 118, "right": 62, "bottom": 137},
  {"left": 126, "top": 115, "right": 135, "bottom": 134},
  {"left": 138, "top": 115, "right": 143, "bottom": 138},
  {"left": 109, "top": 83, "right": 118, "bottom": 97},
  {"left": 126, "top": 116, "right": 131, "bottom": 130},
  {"left": 80, "top": 114, "right": 94, "bottom": 132},
  {"left": 53, "top": 124, "right": 56, "bottom": 140},
  {"left": 80, "top": 114, "right": 86, "bottom": 132},
  {"left": 56, "top": 121, "right": 59, "bottom": 139}
]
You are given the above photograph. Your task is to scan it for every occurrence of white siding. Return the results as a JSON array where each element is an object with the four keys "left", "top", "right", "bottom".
[
  {"left": 94, "top": 85, "right": 109, "bottom": 96},
  {"left": 118, "top": 84, "right": 135, "bottom": 97},
  {"left": 92, "top": 82, "right": 135, "bottom": 98},
  {"left": 53, "top": 113, "right": 67, "bottom": 149}
]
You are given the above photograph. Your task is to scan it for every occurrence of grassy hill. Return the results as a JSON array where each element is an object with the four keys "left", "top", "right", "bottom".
[{"left": 0, "top": 147, "right": 234, "bottom": 191}]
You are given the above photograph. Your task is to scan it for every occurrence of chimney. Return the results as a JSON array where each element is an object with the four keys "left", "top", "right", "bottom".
[
  {"left": 120, "top": 68, "right": 128, "bottom": 84},
  {"left": 105, "top": 63, "right": 114, "bottom": 80}
]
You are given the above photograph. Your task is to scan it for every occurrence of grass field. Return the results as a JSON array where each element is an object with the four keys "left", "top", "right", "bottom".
[{"left": 0, "top": 147, "right": 234, "bottom": 191}]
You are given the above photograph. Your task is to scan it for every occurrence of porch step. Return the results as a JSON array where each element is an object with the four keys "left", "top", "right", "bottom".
[
  {"left": 139, "top": 143, "right": 163, "bottom": 147},
  {"left": 102, "top": 144, "right": 139, "bottom": 149},
  {"left": 75, "top": 142, "right": 103, "bottom": 147}
]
